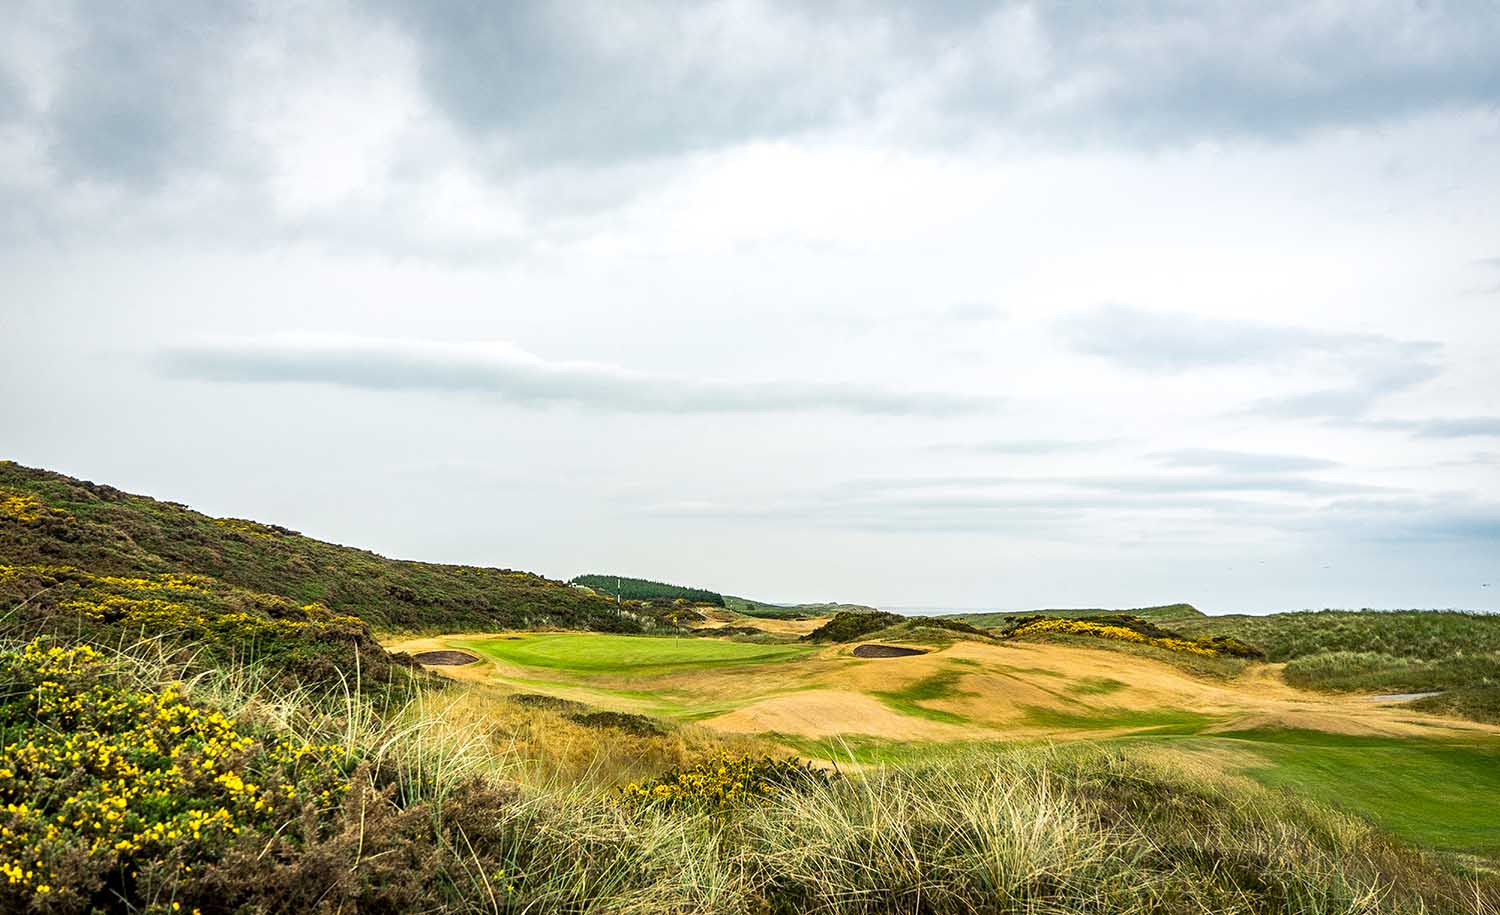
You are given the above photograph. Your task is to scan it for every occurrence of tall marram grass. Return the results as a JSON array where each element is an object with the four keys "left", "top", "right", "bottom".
[{"left": 4, "top": 634, "right": 1498, "bottom": 914}]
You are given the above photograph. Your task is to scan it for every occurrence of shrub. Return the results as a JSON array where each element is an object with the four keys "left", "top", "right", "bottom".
[
  {"left": 568, "top": 710, "right": 666, "bottom": 737},
  {"left": 0, "top": 638, "right": 355, "bottom": 912},
  {"left": 618, "top": 753, "right": 828, "bottom": 810},
  {"left": 802, "top": 611, "right": 905, "bottom": 642}
]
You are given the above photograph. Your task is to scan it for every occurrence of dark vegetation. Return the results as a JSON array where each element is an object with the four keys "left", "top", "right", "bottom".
[
  {"left": 802, "top": 610, "right": 905, "bottom": 642},
  {"left": 570, "top": 573, "right": 725, "bottom": 607},
  {"left": 1, "top": 460, "right": 647, "bottom": 634},
  {"left": 803, "top": 611, "right": 993, "bottom": 644},
  {"left": 567, "top": 710, "right": 666, "bottom": 737}
]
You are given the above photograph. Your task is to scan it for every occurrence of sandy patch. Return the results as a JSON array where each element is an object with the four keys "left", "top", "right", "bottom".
[{"left": 703, "top": 689, "right": 979, "bottom": 739}]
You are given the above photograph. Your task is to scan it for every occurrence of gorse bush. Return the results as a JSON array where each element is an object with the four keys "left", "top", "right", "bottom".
[
  {"left": 1003, "top": 615, "right": 1264, "bottom": 658},
  {"left": 0, "top": 564, "right": 411, "bottom": 692},
  {"left": 0, "top": 638, "right": 353, "bottom": 912},
  {"left": 618, "top": 753, "right": 827, "bottom": 810}
]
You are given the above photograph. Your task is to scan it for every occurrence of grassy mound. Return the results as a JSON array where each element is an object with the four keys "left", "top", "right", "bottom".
[
  {"left": 1, "top": 461, "right": 643, "bottom": 634},
  {"left": 805, "top": 611, "right": 994, "bottom": 644},
  {"left": 1001, "top": 613, "right": 1264, "bottom": 659},
  {"left": 1190, "top": 610, "right": 1500, "bottom": 721}
]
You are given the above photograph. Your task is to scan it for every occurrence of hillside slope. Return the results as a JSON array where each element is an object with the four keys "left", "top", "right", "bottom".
[{"left": 0, "top": 460, "right": 641, "bottom": 633}]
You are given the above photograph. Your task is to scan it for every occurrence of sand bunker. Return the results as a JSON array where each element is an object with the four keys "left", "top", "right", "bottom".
[
  {"left": 411, "top": 650, "right": 480, "bottom": 666},
  {"left": 852, "top": 644, "right": 927, "bottom": 658}
]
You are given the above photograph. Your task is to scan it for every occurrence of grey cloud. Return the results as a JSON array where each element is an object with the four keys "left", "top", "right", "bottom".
[
  {"left": 155, "top": 335, "right": 990, "bottom": 416},
  {"left": 1152, "top": 449, "right": 1340, "bottom": 474},
  {"left": 1060, "top": 305, "right": 1444, "bottom": 423},
  {"left": 377, "top": 1, "right": 1500, "bottom": 164},
  {"left": 1367, "top": 416, "right": 1500, "bottom": 438},
  {"left": 46, "top": 6, "right": 248, "bottom": 186},
  {"left": 928, "top": 438, "right": 1110, "bottom": 456},
  {"left": 1058, "top": 304, "right": 1430, "bottom": 373},
  {"left": 665, "top": 468, "right": 1392, "bottom": 524},
  {"left": 20, "top": 0, "right": 1500, "bottom": 196}
]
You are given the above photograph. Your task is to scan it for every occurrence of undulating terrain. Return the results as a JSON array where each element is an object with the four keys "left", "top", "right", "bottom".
[{"left": 3, "top": 459, "right": 1498, "bottom": 914}]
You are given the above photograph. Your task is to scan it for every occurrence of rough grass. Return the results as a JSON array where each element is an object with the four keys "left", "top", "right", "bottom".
[
  {"left": 1195, "top": 610, "right": 1500, "bottom": 723},
  {"left": 1184, "top": 609, "right": 1500, "bottom": 662}
]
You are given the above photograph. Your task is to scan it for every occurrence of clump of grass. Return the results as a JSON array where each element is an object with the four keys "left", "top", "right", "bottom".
[{"left": 568, "top": 710, "right": 666, "bottom": 737}]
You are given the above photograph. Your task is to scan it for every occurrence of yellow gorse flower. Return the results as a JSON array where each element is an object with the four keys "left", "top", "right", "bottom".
[{"left": 0, "top": 638, "right": 352, "bottom": 905}]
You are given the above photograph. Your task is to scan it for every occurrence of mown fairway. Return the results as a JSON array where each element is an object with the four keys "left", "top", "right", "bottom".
[{"left": 459, "top": 632, "right": 815, "bottom": 673}]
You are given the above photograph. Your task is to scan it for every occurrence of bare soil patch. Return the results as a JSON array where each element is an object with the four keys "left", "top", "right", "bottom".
[
  {"left": 411, "top": 649, "right": 480, "bottom": 666},
  {"left": 852, "top": 644, "right": 927, "bottom": 658}
]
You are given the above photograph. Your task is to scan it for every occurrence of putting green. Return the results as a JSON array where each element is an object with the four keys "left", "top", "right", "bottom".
[{"left": 459, "top": 632, "right": 815, "bottom": 674}]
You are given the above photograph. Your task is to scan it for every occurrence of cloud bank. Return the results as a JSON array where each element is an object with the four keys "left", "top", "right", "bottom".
[{"left": 156, "top": 335, "right": 990, "bottom": 416}]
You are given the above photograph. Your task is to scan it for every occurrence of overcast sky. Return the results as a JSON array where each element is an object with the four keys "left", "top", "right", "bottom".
[{"left": 3, "top": 1, "right": 1498, "bottom": 613}]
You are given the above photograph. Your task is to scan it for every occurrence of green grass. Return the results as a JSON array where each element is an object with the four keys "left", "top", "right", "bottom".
[
  {"left": 871, "top": 670, "right": 971, "bottom": 724},
  {"left": 1020, "top": 705, "right": 1215, "bottom": 735},
  {"left": 1066, "top": 676, "right": 1126, "bottom": 696},
  {"left": 459, "top": 632, "right": 815, "bottom": 674},
  {"left": 1189, "top": 728, "right": 1500, "bottom": 859}
]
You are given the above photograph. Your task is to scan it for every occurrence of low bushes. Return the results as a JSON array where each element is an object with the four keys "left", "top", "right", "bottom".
[{"left": 802, "top": 611, "right": 905, "bottom": 642}]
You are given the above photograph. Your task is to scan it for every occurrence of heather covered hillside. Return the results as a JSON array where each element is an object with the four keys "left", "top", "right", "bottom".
[{"left": 0, "top": 460, "right": 643, "bottom": 634}]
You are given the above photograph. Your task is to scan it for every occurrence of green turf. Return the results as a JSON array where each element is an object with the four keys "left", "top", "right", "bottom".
[
  {"left": 871, "top": 670, "right": 972, "bottom": 724},
  {"left": 1020, "top": 705, "right": 1216, "bottom": 735},
  {"left": 1179, "top": 728, "right": 1500, "bottom": 859},
  {"left": 1066, "top": 676, "right": 1126, "bottom": 696},
  {"left": 459, "top": 633, "right": 814, "bottom": 674}
]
